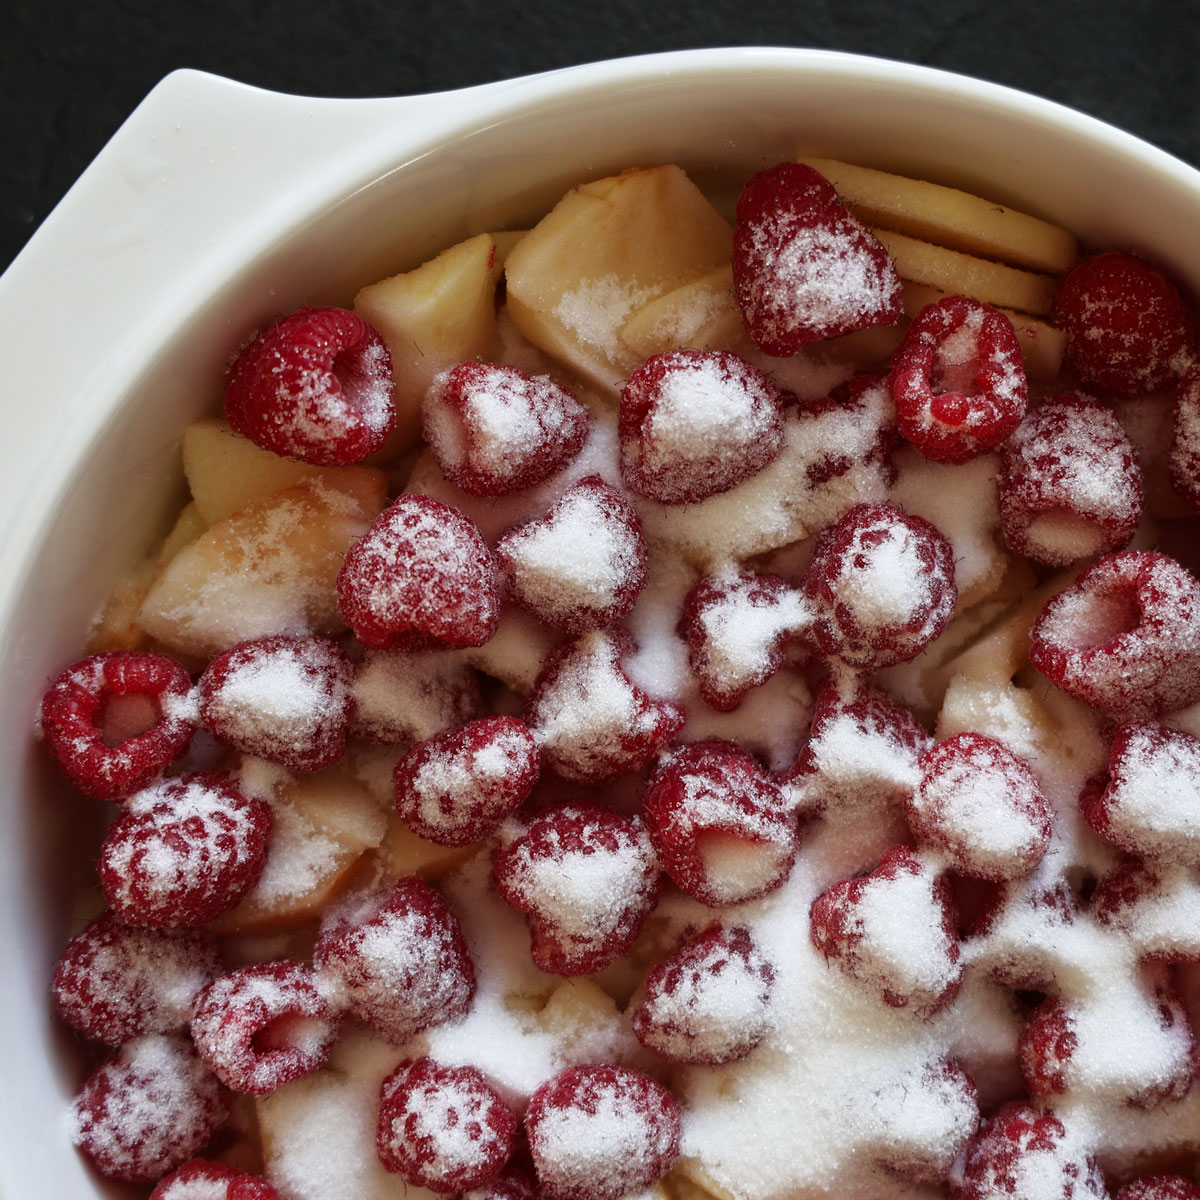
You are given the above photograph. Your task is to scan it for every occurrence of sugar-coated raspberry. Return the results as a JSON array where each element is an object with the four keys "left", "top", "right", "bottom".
[
  {"left": 150, "top": 1158, "right": 282, "bottom": 1199},
  {"left": 810, "top": 845, "right": 962, "bottom": 1016},
  {"left": 732, "top": 162, "right": 902, "bottom": 355},
  {"left": 802, "top": 502, "right": 957, "bottom": 670},
  {"left": 376, "top": 1057, "right": 517, "bottom": 1192},
  {"left": 1089, "top": 858, "right": 1200, "bottom": 962},
  {"left": 1054, "top": 250, "right": 1197, "bottom": 396},
  {"left": 224, "top": 306, "right": 394, "bottom": 466},
  {"left": 350, "top": 647, "right": 482, "bottom": 745},
  {"left": 999, "top": 393, "right": 1143, "bottom": 566},
  {"left": 632, "top": 923, "right": 776, "bottom": 1064},
  {"left": 39, "top": 651, "right": 195, "bottom": 802},
  {"left": 424, "top": 361, "right": 589, "bottom": 497},
  {"left": 951, "top": 1102, "right": 1105, "bottom": 1200},
  {"left": 99, "top": 772, "right": 272, "bottom": 928},
  {"left": 69, "top": 1034, "right": 229, "bottom": 1183},
  {"left": 1029, "top": 551, "right": 1200, "bottom": 718},
  {"left": 1169, "top": 363, "right": 1200, "bottom": 509},
  {"left": 1116, "top": 1178, "right": 1200, "bottom": 1200},
  {"left": 682, "top": 568, "right": 809, "bottom": 711},
  {"left": 394, "top": 716, "right": 540, "bottom": 846},
  {"left": 969, "top": 877, "right": 1081, "bottom": 992},
  {"left": 313, "top": 877, "right": 475, "bottom": 1044},
  {"left": 1084, "top": 722, "right": 1200, "bottom": 867},
  {"left": 198, "top": 635, "right": 352, "bottom": 773},
  {"left": 1017, "top": 996, "right": 1075, "bottom": 1097},
  {"left": 907, "top": 733, "right": 1052, "bottom": 882},
  {"left": 618, "top": 349, "right": 785, "bottom": 503},
  {"left": 889, "top": 294, "right": 1027, "bottom": 463},
  {"left": 779, "top": 675, "right": 929, "bottom": 816},
  {"left": 453, "top": 1165, "right": 539, "bottom": 1200},
  {"left": 190, "top": 960, "right": 341, "bottom": 1094},
  {"left": 52, "top": 911, "right": 221, "bottom": 1046},
  {"left": 337, "top": 494, "right": 500, "bottom": 651},
  {"left": 493, "top": 802, "right": 661, "bottom": 976},
  {"left": 524, "top": 630, "right": 684, "bottom": 784},
  {"left": 525, "top": 1065, "right": 681, "bottom": 1200},
  {"left": 495, "top": 476, "right": 646, "bottom": 632},
  {"left": 642, "top": 740, "right": 797, "bottom": 908}
]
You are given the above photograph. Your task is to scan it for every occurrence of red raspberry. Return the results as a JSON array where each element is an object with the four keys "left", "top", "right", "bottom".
[
  {"left": 99, "top": 772, "right": 272, "bottom": 928},
  {"left": 190, "top": 960, "right": 341, "bottom": 1094},
  {"left": 524, "top": 630, "right": 684, "bottom": 784},
  {"left": 314, "top": 877, "right": 475, "bottom": 1043},
  {"left": 1017, "top": 996, "right": 1076, "bottom": 1098},
  {"left": 732, "top": 162, "right": 902, "bottom": 355},
  {"left": 802, "top": 502, "right": 957, "bottom": 670},
  {"left": 618, "top": 349, "right": 785, "bottom": 503},
  {"left": 151, "top": 1158, "right": 282, "bottom": 1199},
  {"left": 1116, "top": 1178, "right": 1200, "bottom": 1200},
  {"left": 337, "top": 494, "right": 500, "bottom": 651},
  {"left": 971, "top": 878, "right": 1081, "bottom": 991},
  {"left": 376, "top": 1057, "right": 517, "bottom": 1192},
  {"left": 1083, "top": 721, "right": 1200, "bottom": 867},
  {"left": 453, "top": 1166, "right": 539, "bottom": 1200},
  {"left": 524, "top": 1065, "right": 681, "bottom": 1200},
  {"left": 198, "top": 635, "right": 352, "bottom": 773},
  {"left": 1029, "top": 551, "right": 1200, "bottom": 718},
  {"left": 951, "top": 1102, "right": 1105, "bottom": 1199},
  {"left": 224, "top": 306, "right": 394, "bottom": 466},
  {"left": 69, "top": 1033, "right": 230, "bottom": 1183},
  {"left": 52, "top": 911, "right": 221, "bottom": 1045},
  {"left": 394, "top": 716, "right": 540, "bottom": 846},
  {"left": 889, "top": 294, "right": 1027, "bottom": 463},
  {"left": 642, "top": 740, "right": 797, "bottom": 908},
  {"left": 350, "top": 647, "right": 482, "bottom": 745},
  {"left": 1090, "top": 858, "right": 1200, "bottom": 961},
  {"left": 999, "top": 393, "right": 1143, "bottom": 566},
  {"left": 632, "top": 923, "right": 776, "bottom": 1065},
  {"left": 1054, "top": 250, "right": 1197, "bottom": 396},
  {"left": 779, "top": 675, "right": 929, "bottom": 816},
  {"left": 907, "top": 733, "right": 1052, "bottom": 882},
  {"left": 39, "top": 651, "right": 195, "bottom": 801},
  {"left": 810, "top": 845, "right": 962, "bottom": 1016},
  {"left": 493, "top": 802, "right": 661, "bottom": 976},
  {"left": 681, "top": 568, "right": 809, "bottom": 711},
  {"left": 1169, "top": 362, "right": 1200, "bottom": 509},
  {"left": 495, "top": 476, "right": 646, "bottom": 632},
  {"left": 424, "top": 361, "right": 589, "bottom": 497}
]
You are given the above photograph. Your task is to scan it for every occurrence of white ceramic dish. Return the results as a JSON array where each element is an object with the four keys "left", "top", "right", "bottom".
[{"left": 3, "top": 46, "right": 1200, "bottom": 1198}]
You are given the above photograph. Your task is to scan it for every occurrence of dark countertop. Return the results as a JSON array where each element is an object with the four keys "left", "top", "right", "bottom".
[{"left": 4, "top": 0, "right": 1198, "bottom": 270}]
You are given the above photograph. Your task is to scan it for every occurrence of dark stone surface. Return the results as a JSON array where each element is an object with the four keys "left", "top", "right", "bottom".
[{"left": 4, "top": 0, "right": 1198, "bottom": 269}]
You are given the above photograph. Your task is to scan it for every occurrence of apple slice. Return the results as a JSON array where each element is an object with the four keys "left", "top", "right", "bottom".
[
  {"left": 157, "top": 501, "right": 208, "bottom": 566},
  {"left": 375, "top": 810, "right": 479, "bottom": 882},
  {"left": 86, "top": 558, "right": 158, "bottom": 653},
  {"left": 618, "top": 265, "right": 746, "bottom": 361}
]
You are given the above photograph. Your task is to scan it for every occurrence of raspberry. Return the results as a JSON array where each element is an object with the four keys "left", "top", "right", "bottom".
[
  {"left": 69, "top": 1034, "right": 229, "bottom": 1183},
  {"left": 39, "top": 650, "right": 195, "bottom": 802},
  {"left": 424, "top": 361, "right": 589, "bottom": 497},
  {"left": 190, "top": 960, "right": 341, "bottom": 1094},
  {"left": 618, "top": 349, "right": 785, "bottom": 503},
  {"left": 337, "top": 494, "right": 500, "bottom": 651},
  {"left": 224, "top": 306, "right": 394, "bottom": 466},
  {"left": 1054, "top": 250, "right": 1197, "bottom": 396},
  {"left": 732, "top": 162, "right": 902, "bottom": 355},
  {"left": 198, "top": 635, "right": 352, "bottom": 773},
  {"left": 681, "top": 568, "right": 809, "bottom": 711},
  {"left": 951, "top": 1102, "right": 1105, "bottom": 1200},
  {"left": 998, "top": 393, "right": 1143, "bottom": 566},
  {"left": 631, "top": 923, "right": 776, "bottom": 1064},
  {"left": 642, "top": 740, "right": 797, "bottom": 908},
  {"left": 906, "top": 733, "right": 1052, "bottom": 882},
  {"left": 1083, "top": 721, "right": 1200, "bottom": 866},
  {"left": 495, "top": 476, "right": 646, "bottom": 632},
  {"left": 524, "top": 1065, "right": 680, "bottom": 1200},
  {"left": 350, "top": 647, "right": 482, "bottom": 745},
  {"left": 1090, "top": 858, "right": 1200, "bottom": 961},
  {"left": 493, "top": 802, "right": 661, "bottom": 975},
  {"left": 1017, "top": 996, "right": 1076, "bottom": 1097},
  {"left": 454, "top": 1166, "right": 539, "bottom": 1200},
  {"left": 1116, "top": 1178, "right": 1200, "bottom": 1200},
  {"left": 1169, "top": 362, "right": 1200, "bottom": 509},
  {"left": 810, "top": 845, "right": 962, "bottom": 1016},
  {"left": 314, "top": 877, "right": 475, "bottom": 1043},
  {"left": 151, "top": 1158, "right": 282, "bottom": 1199},
  {"left": 524, "top": 630, "right": 684, "bottom": 784},
  {"left": 889, "top": 294, "right": 1027, "bottom": 463},
  {"left": 99, "top": 773, "right": 272, "bottom": 928},
  {"left": 802, "top": 502, "right": 957, "bottom": 670},
  {"left": 1029, "top": 551, "right": 1200, "bottom": 718},
  {"left": 52, "top": 911, "right": 221, "bottom": 1046},
  {"left": 376, "top": 1057, "right": 517, "bottom": 1192},
  {"left": 394, "top": 715, "right": 540, "bottom": 846}
]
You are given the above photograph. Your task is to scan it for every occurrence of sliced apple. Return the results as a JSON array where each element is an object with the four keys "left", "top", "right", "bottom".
[
  {"left": 375, "top": 810, "right": 478, "bottom": 882},
  {"left": 618, "top": 264, "right": 745, "bottom": 361},
  {"left": 157, "top": 501, "right": 208, "bottom": 566},
  {"left": 86, "top": 558, "right": 158, "bottom": 653}
]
